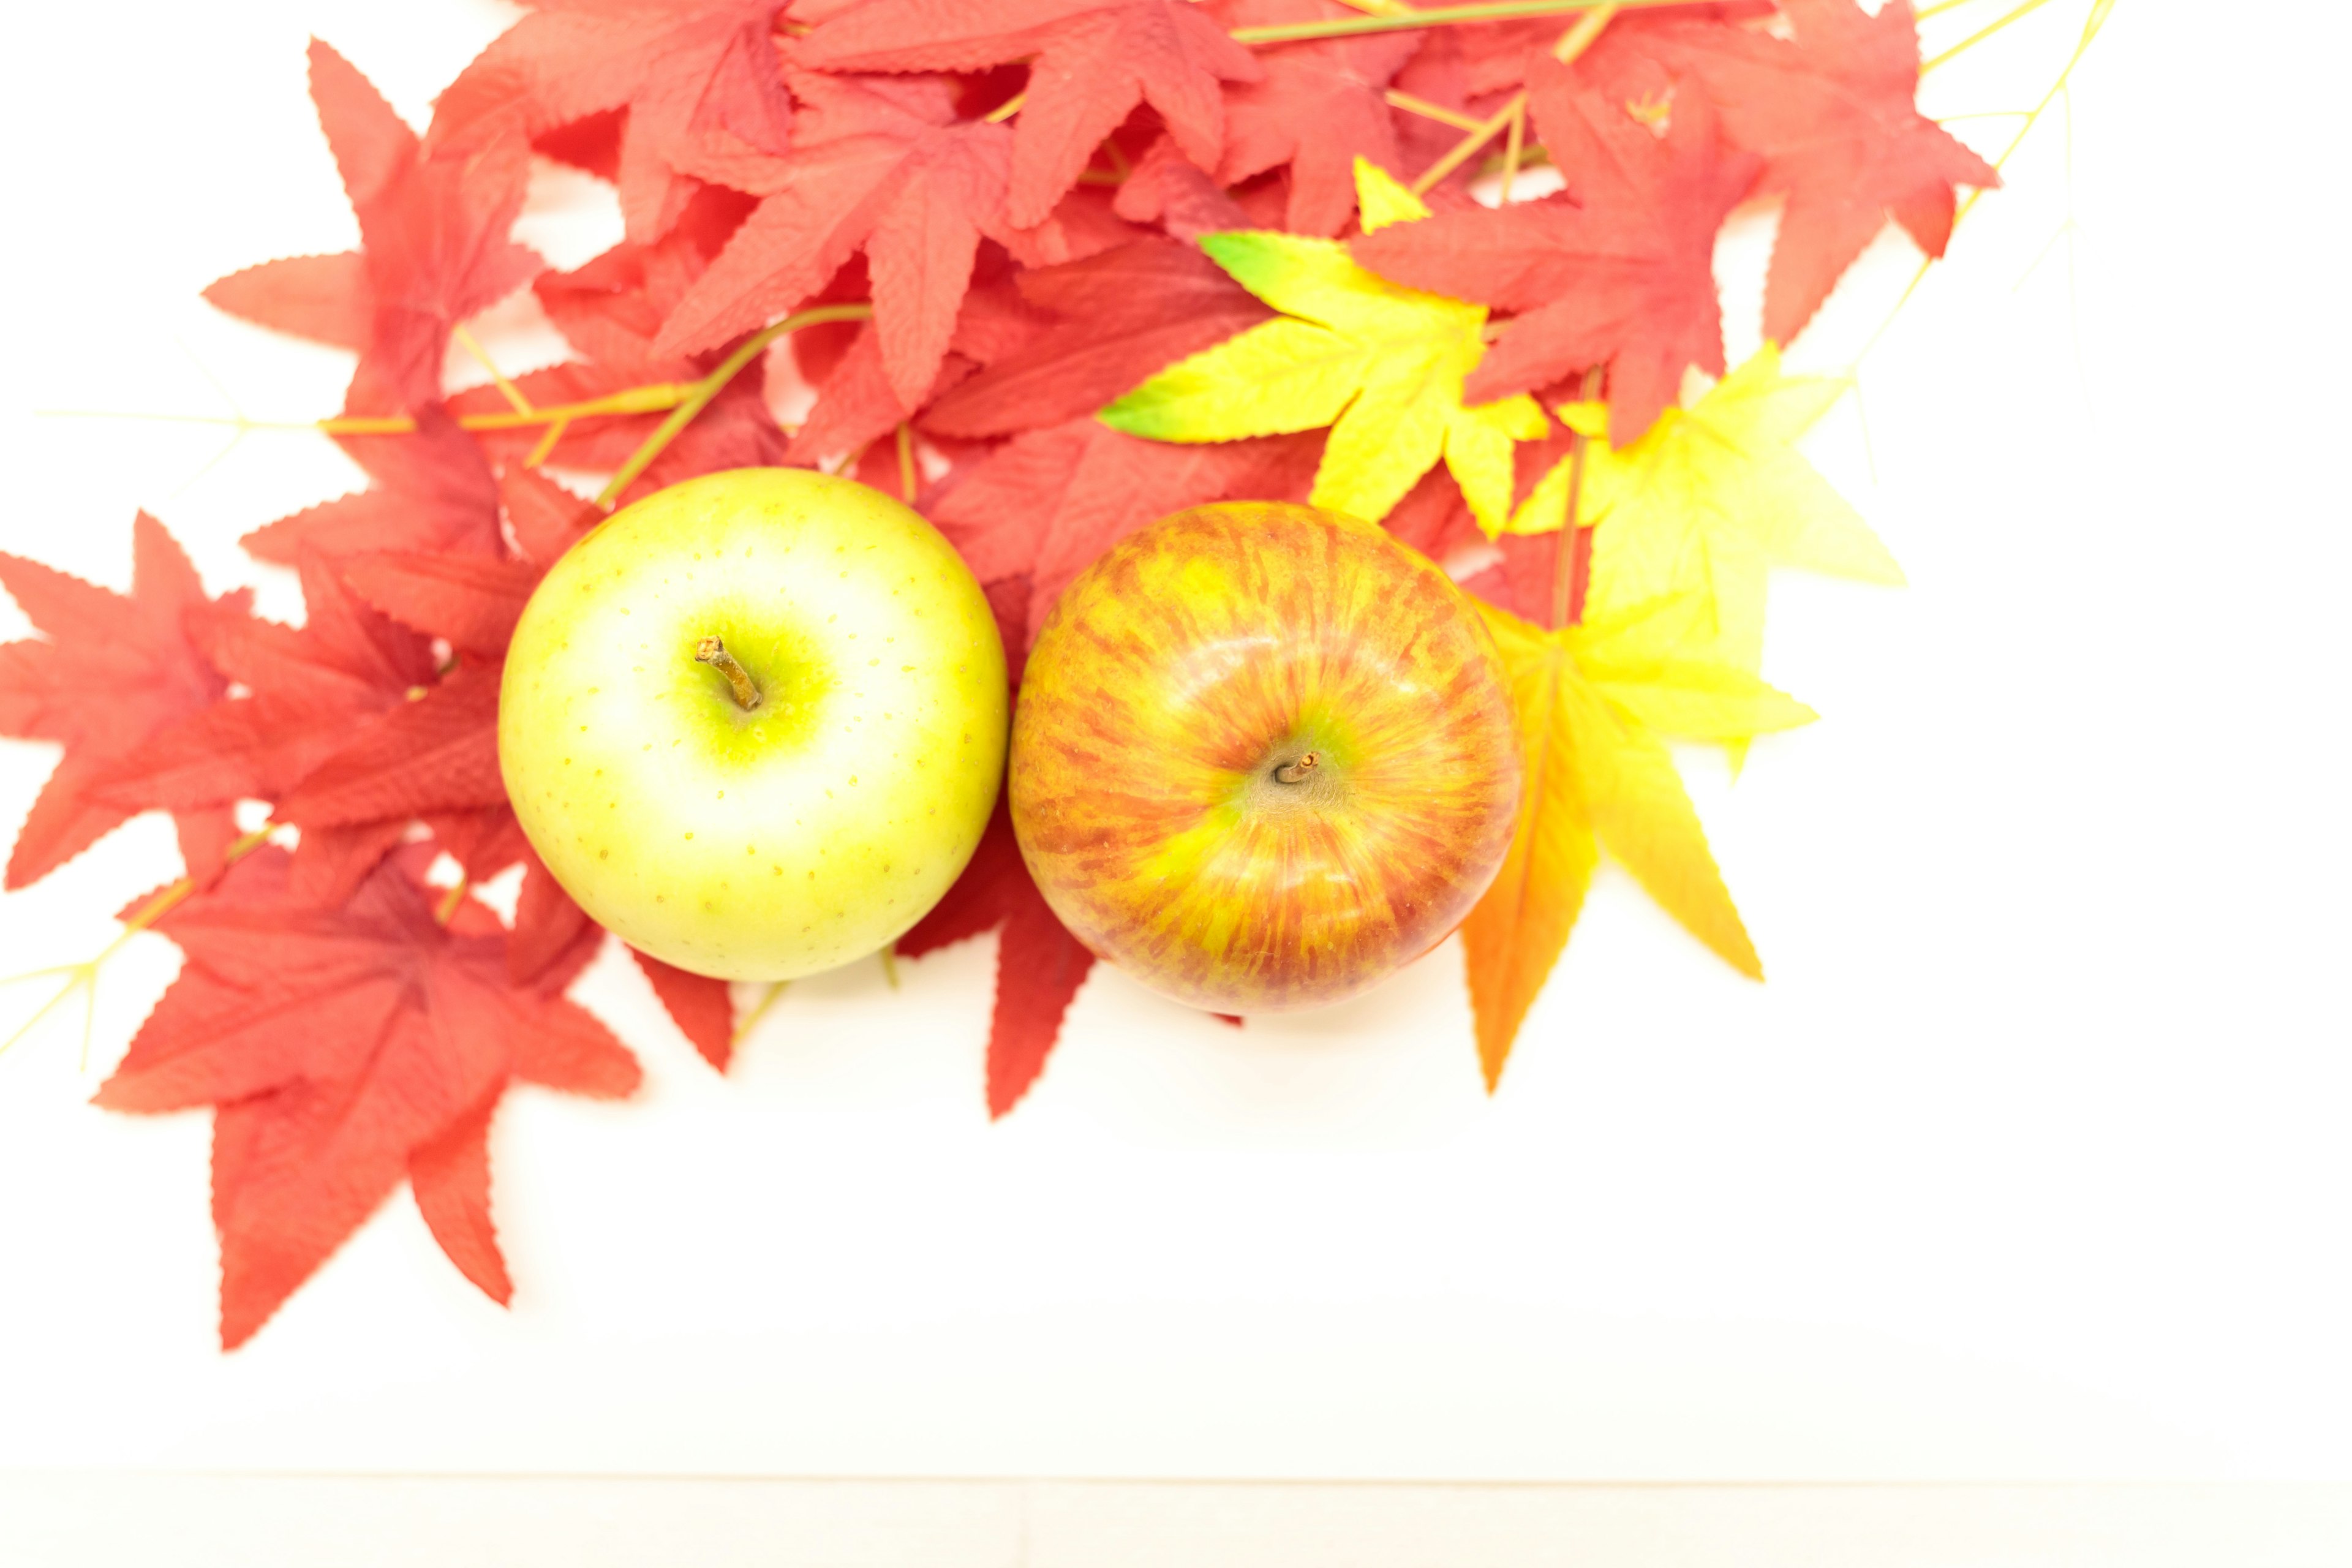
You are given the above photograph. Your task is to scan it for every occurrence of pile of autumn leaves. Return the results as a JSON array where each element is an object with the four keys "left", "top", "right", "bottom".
[{"left": 0, "top": 0, "right": 1991, "bottom": 1348}]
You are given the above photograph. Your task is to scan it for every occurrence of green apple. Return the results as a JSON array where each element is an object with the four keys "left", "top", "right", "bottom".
[{"left": 499, "top": 468, "right": 1008, "bottom": 981}]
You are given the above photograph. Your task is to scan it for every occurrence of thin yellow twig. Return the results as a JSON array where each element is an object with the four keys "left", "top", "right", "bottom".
[
  {"left": 1499, "top": 97, "right": 1527, "bottom": 203},
  {"left": 1414, "top": 95, "right": 1523, "bottom": 194},
  {"left": 0, "top": 824, "right": 276, "bottom": 1065},
  {"left": 731, "top": 981, "right": 788, "bottom": 1046},
  {"left": 593, "top": 303, "right": 875, "bottom": 509},
  {"left": 451, "top": 323, "right": 533, "bottom": 415},
  {"left": 37, "top": 383, "right": 700, "bottom": 439},
  {"left": 895, "top": 422, "right": 918, "bottom": 502},
  {"left": 1409, "top": 2, "right": 1612, "bottom": 196},
  {"left": 1921, "top": 0, "right": 2058, "bottom": 75},
  {"left": 1549, "top": 366, "right": 1599, "bottom": 629},
  {"left": 522, "top": 416, "right": 570, "bottom": 469},
  {"left": 1384, "top": 89, "right": 1487, "bottom": 133},
  {"left": 1232, "top": 0, "right": 1667, "bottom": 45},
  {"left": 983, "top": 91, "right": 1025, "bottom": 124},
  {"left": 1550, "top": 1, "right": 1618, "bottom": 61},
  {"left": 1854, "top": 0, "right": 2112, "bottom": 368}
]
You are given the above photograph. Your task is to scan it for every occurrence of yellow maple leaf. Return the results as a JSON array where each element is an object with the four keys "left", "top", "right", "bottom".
[
  {"left": 1099, "top": 159, "right": 1546, "bottom": 532},
  {"left": 1461, "top": 595, "right": 1817, "bottom": 1089},
  {"left": 1509, "top": 344, "right": 1903, "bottom": 673}
]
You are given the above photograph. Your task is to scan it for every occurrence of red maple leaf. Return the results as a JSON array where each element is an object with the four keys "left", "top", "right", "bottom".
[
  {"left": 796, "top": 0, "right": 1262, "bottom": 229},
  {"left": 1210, "top": 0, "right": 1418, "bottom": 237},
  {"left": 532, "top": 184, "right": 758, "bottom": 372},
  {"left": 429, "top": 0, "right": 793, "bottom": 244},
  {"left": 208, "top": 42, "right": 546, "bottom": 414},
  {"left": 655, "top": 69, "right": 1022, "bottom": 408},
  {"left": 203, "top": 40, "right": 543, "bottom": 402},
  {"left": 1352, "top": 85, "right": 1758, "bottom": 443},
  {"left": 97, "top": 549, "right": 434, "bottom": 892},
  {"left": 0, "top": 515, "right": 251, "bottom": 891},
  {"left": 509, "top": 844, "right": 605, "bottom": 987},
  {"left": 340, "top": 550, "right": 541, "bottom": 659},
  {"left": 630, "top": 949, "right": 737, "bottom": 1072},
  {"left": 922, "top": 238, "right": 1273, "bottom": 439},
  {"left": 244, "top": 364, "right": 507, "bottom": 565},
  {"left": 927, "top": 418, "right": 1314, "bottom": 668},
  {"left": 897, "top": 803, "right": 1093, "bottom": 1117},
  {"left": 1717, "top": 0, "right": 1999, "bottom": 344},
  {"left": 1381, "top": 464, "right": 1488, "bottom": 565},
  {"left": 1458, "top": 529, "right": 1567, "bottom": 625},
  {"left": 107, "top": 535, "right": 551, "bottom": 905},
  {"left": 272, "top": 661, "right": 508, "bottom": 837},
  {"left": 500, "top": 466, "right": 605, "bottom": 567},
  {"left": 1572, "top": 0, "right": 1999, "bottom": 344},
  {"left": 265, "top": 547, "right": 545, "bottom": 862},
  {"left": 1449, "top": 2, "right": 1771, "bottom": 97},
  {"left": 784, "top": 319, "right": 978, "bottom": 466},
  {"left": 94, "top": 846, "right": 639, "bottom": 1348},
  {"left": 1110, "top": 133, "right": 1253, "bottom": 239},
  {"left": 202, "top": 251, "right": 372, "bottom": 353}
]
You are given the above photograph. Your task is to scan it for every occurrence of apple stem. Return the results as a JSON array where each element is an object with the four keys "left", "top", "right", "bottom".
[
  {"left": 1273, "top": 752, "right": 1321, "bottom": 785},
  {"left": 696, "top": 636, "right": 763, "bottom": 710}
]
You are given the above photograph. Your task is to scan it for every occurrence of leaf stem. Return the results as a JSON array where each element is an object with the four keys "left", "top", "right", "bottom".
[
  {"left": 1499, "top": 97, "right": 1527, "bottom": 203},
  {"left": 0, "top": 823, "right": 275, "bottom": 1063},
  {"left": 1548, "top": 367, "right": 1600, "bottom": 630},
  {"left": 592, "top": 303, "right": 874, "bottom": 509},
  {"left": 1232, "top": 0, "right": 1667, "bottom": 46},
  {"left": 1384, "top": 89, "right": 1488, "bottom": 134},
  {"left": 1853, "top": 0, "right": 2110, "bottom": 367},
  {"left": 1413, "top": 95, "right": 1523, "bottom": 194},
  {"left": 39, "top": 385, "right": 699, "bottom": 438},
  {"left": 1920, "top": 0, "right": 2057, "bottom": 75},
  {"left": 732, "top": 980, "right": 788, "bottom": 1045},
  {"left": 451, "top": 323, "right": 533, "bottom": 416},
  {"left": 1408, "top": 4, "right": 1613, "bottom": 195}
]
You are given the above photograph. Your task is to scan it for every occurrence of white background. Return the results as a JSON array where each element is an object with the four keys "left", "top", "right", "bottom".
[{"left": 1, "top": 0, "right": 2348, "bottom": 1489}]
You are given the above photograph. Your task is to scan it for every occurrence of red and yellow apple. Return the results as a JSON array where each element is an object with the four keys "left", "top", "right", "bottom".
[{"left": 1009, "top": 500, "right": 1521, "bottom": 1013}]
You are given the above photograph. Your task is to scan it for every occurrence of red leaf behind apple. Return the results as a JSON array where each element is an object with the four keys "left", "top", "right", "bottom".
[
  {"left": 899, "top": 804, "right": 1095, "bottom": 1117},
  {"left": 630, "top": 947, "right": 736, "bottom": 1072}
]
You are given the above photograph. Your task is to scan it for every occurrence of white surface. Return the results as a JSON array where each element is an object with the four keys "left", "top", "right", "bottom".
[
  {"left": 5, "top": 1476, "right": 2350, "bottom": 1568},
  {"left": 1, "top": 0, "right": 2348, "bottom": 1489}
]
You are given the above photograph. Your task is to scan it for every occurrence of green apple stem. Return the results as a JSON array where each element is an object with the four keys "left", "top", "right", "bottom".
[{"left": 695, "top": 636, "right": 763, "bottom": 710}]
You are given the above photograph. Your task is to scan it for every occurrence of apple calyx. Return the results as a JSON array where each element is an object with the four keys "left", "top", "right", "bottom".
[{"left": 694, "top": 635, "right": 763, "bottom": 710}]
